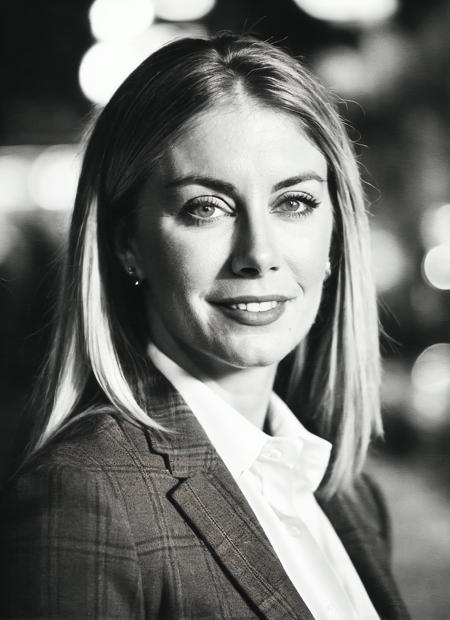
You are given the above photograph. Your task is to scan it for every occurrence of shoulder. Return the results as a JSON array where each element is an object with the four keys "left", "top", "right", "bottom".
[
  {"left": 347, "top": 471, "right": 393, "bottom": 556},
  {"left": 0, "top": 412, "right": 169, "bottom": 528},
  {"left": 1, "top": 414, "right": 127, "bottom": 512},
  {"left": 0, "top": 413, "right": 150, "bottom": 617},
  {"left": 11, "top": 411, "right": 164, "bottom": 477}
]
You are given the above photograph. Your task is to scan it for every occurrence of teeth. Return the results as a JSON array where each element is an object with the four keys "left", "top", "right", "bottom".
[{"left": 230, "top": 301, "right": 279, "bottom": 312}]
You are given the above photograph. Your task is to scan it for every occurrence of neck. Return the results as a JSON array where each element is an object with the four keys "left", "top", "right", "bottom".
[
  {"left": 203, "top": 365, "right": 277, "bottom": 429},
  {"left": 150, "top": 332, "right": 277, "bottom": 430}
]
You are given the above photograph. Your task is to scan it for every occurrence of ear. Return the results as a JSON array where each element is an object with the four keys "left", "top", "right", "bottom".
[{"left": 114, "top": 218, "right": 145, "bottom": 281}]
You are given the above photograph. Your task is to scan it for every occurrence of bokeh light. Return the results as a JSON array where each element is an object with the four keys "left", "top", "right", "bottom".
[
  {"left": 421, "top": 203, "right": 450, "bottom": 248},
  {"left": 89, "top": 0, "right": 155, "bottom": 42},
  {"left": 79, "top": 23, "right": 206, "bottom": 105},
  {"left": 79, "top": 41, "right": 142, "bottom": 105},
  {"left": 371, "top": 226, "right": 409, "bottom": 292},
  {"left": 411, "top": 343, "right": 450, "bottom": 428},
  {"left": 29, "top": 146, "right": 81, "bottom": 211},
  {"left": 314, "top": 47, "right": 369, "bottom": 97},
  {"left": 291, "top": 0, "right": 398, "bottom": 24},
  {"left": 153, "top": 0, "right": 215, "bottom": 21},
  {"left": 314, "top": 29, "right": 411, "bottom": 99},
  {"left": 131, "top": 23, "right": 205, "bottom": 57},
  {"left": 0, "top": 155, "right": 33, "bottom": 213},
  {"left": 422, "top": 244, "right": 450, "bottom": 290},
  {"left": 0, "top": 216, "right": 24, "bottom": 265}
]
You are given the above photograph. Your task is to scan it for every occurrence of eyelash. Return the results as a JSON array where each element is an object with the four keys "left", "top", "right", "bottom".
[
  {"left": 181, "top": 191, "right": 320, "bottom": 226},
  {"left": 272, "top": 192, "right": 321, "bottom": 218},
  {"left": 181, "top": 196, "right": 233, "bottom": 226}
]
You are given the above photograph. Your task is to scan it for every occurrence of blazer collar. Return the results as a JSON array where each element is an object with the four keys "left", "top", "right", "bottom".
[{"left": 143, "top": 366, "right": 221, "bottom": 477}]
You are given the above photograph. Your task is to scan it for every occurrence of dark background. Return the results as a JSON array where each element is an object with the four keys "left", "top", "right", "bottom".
[{"left": 1, "top": 1, "right": 449, "bottom": 617}]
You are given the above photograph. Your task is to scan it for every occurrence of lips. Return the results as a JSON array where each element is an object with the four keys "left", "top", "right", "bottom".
[{"left": 209, "top": 295, "right": 294, "bottom": 326}]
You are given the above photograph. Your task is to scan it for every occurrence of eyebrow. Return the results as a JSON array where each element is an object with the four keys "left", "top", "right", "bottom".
[
  {"left": 272, "top": 172, "right": 326, "bottom": 191},
  {"left": 165, "top": 175, "right": 236, "bottom": 195},
  {"left": 164, "top": 171, "right": 326, "bottom": 194}
]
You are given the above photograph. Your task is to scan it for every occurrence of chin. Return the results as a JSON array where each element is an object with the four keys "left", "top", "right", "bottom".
[{"left": 212, "top": 337, "right": 298, "bottom": 370}]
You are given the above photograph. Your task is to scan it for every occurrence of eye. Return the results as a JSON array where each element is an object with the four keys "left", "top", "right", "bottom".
[
  {"left": 272, "top": 192, "right": 320, "bottom": 218},
  {"left": 182, "top": 196, "right": 234, "bottom": 224}
]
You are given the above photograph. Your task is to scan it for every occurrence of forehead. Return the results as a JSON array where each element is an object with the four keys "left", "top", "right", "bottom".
[{"left": 159, "top": 101, "right": 328, "bottom": 182}]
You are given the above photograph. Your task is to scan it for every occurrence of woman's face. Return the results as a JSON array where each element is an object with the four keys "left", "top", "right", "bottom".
[{"left": 128, "top": 100, "right": 333, "bottom": 375}]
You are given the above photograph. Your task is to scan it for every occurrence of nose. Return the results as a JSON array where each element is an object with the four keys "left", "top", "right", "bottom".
[{"left": 231, "top": 212, "right": 281, "bottom": 277}]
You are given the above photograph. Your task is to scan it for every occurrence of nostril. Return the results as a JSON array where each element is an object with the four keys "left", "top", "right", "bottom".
[
  {"left": 240, "top": 267, "right": 260, "bottom": 276},
  {"left": 230, "top": 240, "right": 282, "bottom": 276}
]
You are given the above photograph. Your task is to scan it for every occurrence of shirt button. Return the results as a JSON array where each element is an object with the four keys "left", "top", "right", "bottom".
[
  {"left": 289, "top": 524, "right": 303, "bottom": 537},
  {"left": 265, "top": 446, "right": 283, "bottom": 461}
]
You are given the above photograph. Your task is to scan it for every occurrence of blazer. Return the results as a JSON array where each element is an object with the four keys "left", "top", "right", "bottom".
[{"left": 0, "top": 368, "right": 410, "bottom": 619}]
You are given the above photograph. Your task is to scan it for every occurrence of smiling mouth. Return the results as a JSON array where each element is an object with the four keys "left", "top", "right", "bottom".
[{"left": 210, "top": 296, "right": 294, "bottom": 326}]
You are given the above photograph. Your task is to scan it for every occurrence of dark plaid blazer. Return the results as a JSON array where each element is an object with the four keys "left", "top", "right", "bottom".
[{"left": 0, "top": 368, "right": 410, "bottom": 619}]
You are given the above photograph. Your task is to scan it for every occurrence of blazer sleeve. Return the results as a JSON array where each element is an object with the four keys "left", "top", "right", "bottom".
[{"left": 0, "top": 463, "right": 144, "bottom": 618}]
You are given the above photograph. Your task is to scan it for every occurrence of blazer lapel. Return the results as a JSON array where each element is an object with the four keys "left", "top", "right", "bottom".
[
  {"left": 171, "top": 467, "right": 313, "bottom": 620},
  {"left": 143, "top": 367, "right": 313, "bottom": 620},
  {"left": 318, "top": 489, "right": 410, "bottom": 620}
]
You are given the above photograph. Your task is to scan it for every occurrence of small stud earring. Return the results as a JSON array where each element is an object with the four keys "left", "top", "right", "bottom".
[
  {"left": 324, "top": 259, "right": 331, "bottom": 279},
  {"left": 127, "top": 265, "right": 141, "bottom": 287}
]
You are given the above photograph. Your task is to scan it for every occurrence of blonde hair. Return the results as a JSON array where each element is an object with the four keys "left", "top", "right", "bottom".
[{"left": 27, "top": 34, "right": 381, "bottom": 496}]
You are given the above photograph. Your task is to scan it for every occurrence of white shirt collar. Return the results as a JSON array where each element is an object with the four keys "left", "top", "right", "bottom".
[{"left": 148, "top": 342, "right": 331, "bottom": 491}]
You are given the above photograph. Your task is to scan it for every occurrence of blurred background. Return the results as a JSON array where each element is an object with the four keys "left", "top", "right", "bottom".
[{"left": 0, "top": 0, "right": 449, "bottom": 617}]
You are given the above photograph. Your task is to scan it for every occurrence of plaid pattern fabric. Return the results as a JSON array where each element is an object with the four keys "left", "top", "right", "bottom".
[{"left": 0, "top": 369, "right": 410, "bottom": 619}]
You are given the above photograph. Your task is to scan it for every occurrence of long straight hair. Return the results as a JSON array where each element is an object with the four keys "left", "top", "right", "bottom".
[{"left": 26, "top": 34, "right": 381, "bottom": 497}]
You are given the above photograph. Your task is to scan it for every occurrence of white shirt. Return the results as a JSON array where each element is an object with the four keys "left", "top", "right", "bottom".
[{"left": 148, "top": 343, "right": 379, "bottom": 620}]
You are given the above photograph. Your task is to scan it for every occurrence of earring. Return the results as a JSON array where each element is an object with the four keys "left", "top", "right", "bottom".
[
  {"left": 127, "top": 265, "right": 141, "bottom": 287},
  {"left": 324, "top": 259, "right": 331, "bottom": 279}
]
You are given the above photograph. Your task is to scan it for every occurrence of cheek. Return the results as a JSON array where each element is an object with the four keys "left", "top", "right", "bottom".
[
  {"left": 141, "top": 227, "right": 221, "bottom": 301},
  {"left": 285, "top": 220, "right": 332, "bottom": 286}
]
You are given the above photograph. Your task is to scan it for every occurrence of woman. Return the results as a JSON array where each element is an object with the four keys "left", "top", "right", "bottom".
[{"left": 0, "top": 34, "right": 409, "bottom": 619}]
